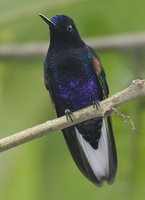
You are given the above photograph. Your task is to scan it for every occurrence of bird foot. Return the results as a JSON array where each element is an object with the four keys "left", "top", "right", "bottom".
[
  {"left": 65, "top": 109, "right": 76, "bottom": 122},
  {"left": 93, "top": 100, "right": 100, "bottom": 109}
]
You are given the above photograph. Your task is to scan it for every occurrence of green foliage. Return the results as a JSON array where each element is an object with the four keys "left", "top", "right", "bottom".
[{"left": 0, "top": 0, "right": 145, "bottom": 200}]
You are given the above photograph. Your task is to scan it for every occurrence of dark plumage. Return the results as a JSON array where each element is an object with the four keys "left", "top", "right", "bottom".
[{"left": 39, "top": 14, "right": 117, "bottom": 186}]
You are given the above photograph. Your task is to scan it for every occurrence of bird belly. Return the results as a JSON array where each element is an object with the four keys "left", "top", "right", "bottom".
[{"left": 54, "top": 75, "right": 103, "bottom": 113}]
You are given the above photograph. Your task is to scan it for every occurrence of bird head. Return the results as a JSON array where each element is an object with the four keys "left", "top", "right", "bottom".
[{"left": 39, "top": 14, "right": 84, "bottom": 47}]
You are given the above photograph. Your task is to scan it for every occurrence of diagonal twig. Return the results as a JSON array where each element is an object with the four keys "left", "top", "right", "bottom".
[{"left": 0, "top": 79, "right": 144, "bottom": 153}]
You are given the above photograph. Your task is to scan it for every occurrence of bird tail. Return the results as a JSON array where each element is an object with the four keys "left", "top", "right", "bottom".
[{"left": 63, "top": 117, "right": 117, "bottom": 186}]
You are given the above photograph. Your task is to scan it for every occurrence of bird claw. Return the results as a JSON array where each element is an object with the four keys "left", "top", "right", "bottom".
[
  {"left": 93, "top": 100, "right": 100, "bottom": 109},
  {"left": 65, "top": 109, "right": 76, "bottom": 122}
]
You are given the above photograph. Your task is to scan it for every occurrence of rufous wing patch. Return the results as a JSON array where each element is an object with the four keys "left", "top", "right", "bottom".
[{"left": 92, "top": 57, "right": 102, "bottom": 75}]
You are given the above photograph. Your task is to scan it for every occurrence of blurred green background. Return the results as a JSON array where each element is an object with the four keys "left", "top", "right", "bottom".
[{"left": 0, "top": 0, "right": 145, "bottom": 200}]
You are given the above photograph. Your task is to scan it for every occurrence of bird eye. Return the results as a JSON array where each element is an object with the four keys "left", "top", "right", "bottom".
[{"left": 67, "top": 25, "right": 73, "bottom": 32}]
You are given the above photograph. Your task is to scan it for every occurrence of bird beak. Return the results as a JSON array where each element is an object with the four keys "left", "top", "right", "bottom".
[{"left": 39, "top": 13, "right": 56, "bottom": 27}]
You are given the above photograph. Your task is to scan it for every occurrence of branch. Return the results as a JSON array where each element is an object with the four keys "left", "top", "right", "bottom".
[
  {"left": 0, "top": 79, "right": 144, "bottom": 153},
  {"left": 1, "top": 32, "right": 145, "bottom": 59}
]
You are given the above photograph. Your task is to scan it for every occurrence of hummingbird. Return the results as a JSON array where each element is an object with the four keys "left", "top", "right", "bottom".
[{"left": 39, "top": 14, "right": 117, "bottom": 186}]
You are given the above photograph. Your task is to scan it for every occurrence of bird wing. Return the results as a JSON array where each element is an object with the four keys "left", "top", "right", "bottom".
[
  {"left": 89, "top": 46, "right": 117, "bottom": 183},
  {"left": 87, "top": 46, "right": 109, "bottom": 98},
  {"left": 44, "top": 61, "right": 56, "bottom": 108}
]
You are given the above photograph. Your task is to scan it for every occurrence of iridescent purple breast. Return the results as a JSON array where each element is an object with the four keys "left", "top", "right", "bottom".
[{"left": 54, "top": 74, "right": 103, "bottom": 112}]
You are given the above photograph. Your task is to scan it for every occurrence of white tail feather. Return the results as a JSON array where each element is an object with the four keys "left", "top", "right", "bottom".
[{"left": 75, "top": 119, "right": 109, "bottom": 181}]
